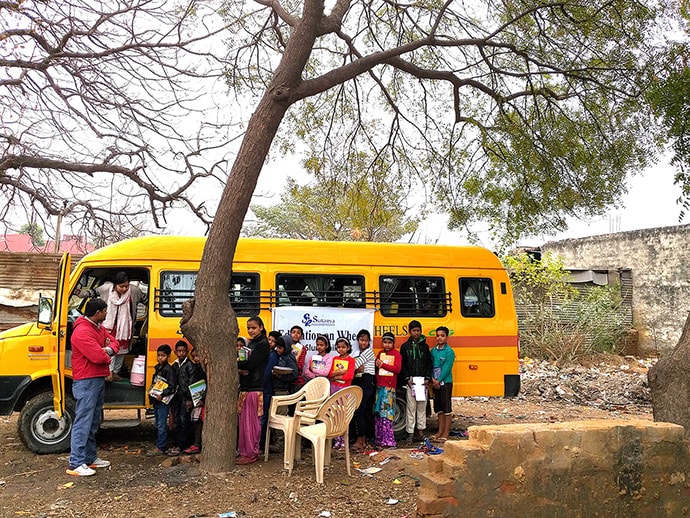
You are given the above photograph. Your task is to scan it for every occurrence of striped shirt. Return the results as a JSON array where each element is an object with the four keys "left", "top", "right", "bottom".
[{"left": 354, "top": 347, "right": 376, "bottom": 376}]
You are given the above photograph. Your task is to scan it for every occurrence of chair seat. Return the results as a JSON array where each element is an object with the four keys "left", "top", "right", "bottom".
[{"left": 297, "top": 422, "right": 327, "bottom": 442}]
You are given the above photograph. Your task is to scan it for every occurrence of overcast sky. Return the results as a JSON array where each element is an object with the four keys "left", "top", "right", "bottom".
[{"left": 169, "top": 152, "right": 685, "bottom": 249}]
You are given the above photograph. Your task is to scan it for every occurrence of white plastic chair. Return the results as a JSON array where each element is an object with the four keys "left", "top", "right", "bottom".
[
  {"left": 288, "top": 385, "right": 363, "bottom": 484},
  {"left": 264, "top": 376, "right": 330, "bottom": 469}
]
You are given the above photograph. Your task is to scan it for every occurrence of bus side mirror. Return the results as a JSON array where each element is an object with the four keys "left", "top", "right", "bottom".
[{"left": 37, "top": 295, "right": 53, "bottom": 328}]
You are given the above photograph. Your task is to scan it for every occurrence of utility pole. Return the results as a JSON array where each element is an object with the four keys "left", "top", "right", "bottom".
[{"left": 54, "top": 201, "right": 68, "bottom": 253}]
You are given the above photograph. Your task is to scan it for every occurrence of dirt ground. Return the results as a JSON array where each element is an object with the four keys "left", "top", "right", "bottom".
[{"left": 0, "top": 356, "right": 655, "bottom": 518}]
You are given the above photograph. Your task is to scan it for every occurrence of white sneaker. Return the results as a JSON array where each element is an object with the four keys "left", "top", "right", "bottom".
[
  {"left": 66, "top": 464, "right": 96, "bottom": 477},
  {"left": 89, "top": 457, "right": 111, "bottom": 469}
]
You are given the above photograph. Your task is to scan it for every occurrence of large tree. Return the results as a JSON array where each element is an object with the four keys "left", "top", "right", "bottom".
[
  {"left": 178, "top": 0, "right": 668, "bottom": 472},
  {"left": 0, "top": 0, "right": 234, "bottom": 243}
]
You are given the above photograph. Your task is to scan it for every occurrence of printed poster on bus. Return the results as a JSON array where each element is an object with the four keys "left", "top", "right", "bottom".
[{"left": 271, "top": 306, "right": 375, "bottom": 355}]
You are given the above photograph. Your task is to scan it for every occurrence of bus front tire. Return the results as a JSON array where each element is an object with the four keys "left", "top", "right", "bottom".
[{"left": 18, "top": 392, "right": 75, "bottom": 454}]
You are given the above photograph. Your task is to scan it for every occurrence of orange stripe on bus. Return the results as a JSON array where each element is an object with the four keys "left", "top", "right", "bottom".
[{"left": 447, "top": 335, "right": 518, "bottom": 347}]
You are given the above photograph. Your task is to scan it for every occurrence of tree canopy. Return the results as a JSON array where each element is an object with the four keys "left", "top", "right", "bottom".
[
  {"left": 647, "top": 7, "right": 690, "bottom": 219},
  {"left": 0, "top": 0, "right": 234, "bottom": 243},
  {"left": 244, "top": 153, "right": 420, "bottom": 241}
]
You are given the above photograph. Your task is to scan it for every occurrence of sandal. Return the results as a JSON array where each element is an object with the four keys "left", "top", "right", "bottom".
[
  {"left": 423, "top": 438, "right": 444, "bottom": 455},
  {"left": 183, "top": 445, "right": 200, "bottom": 454},
  {"left": 166, "top": 447, "right": 180, "bottom": 456},
  {"left": 236, "top": 456, "right": 257, "bottom": 465}
]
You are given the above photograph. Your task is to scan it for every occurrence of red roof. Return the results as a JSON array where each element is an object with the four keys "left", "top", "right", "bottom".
[{"left": 0, "top": 234, "right": 94, "bottom": 254}]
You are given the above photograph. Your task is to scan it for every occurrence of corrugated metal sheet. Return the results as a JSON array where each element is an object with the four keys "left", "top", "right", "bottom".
[
  {"left": 515, "top": 268, "right": 634, "bottom": 350},
  {"left": 0, "top": 253, "right": 83, "bottom": 331}
]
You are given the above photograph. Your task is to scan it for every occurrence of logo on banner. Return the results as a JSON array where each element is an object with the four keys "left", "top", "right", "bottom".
[{"left": 301, "top": 313, "right": 336, "bottom": 327}]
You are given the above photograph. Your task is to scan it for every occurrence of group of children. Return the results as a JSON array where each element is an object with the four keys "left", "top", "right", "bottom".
[
  {"left": 148, "top": 318, "right": 455, "bottom": 459},
  {"left": 148, "top": 340, "right": 206, "bottom": 456},
  {"left": 233, "top": 318, "right": 455, "bottom": 462}
]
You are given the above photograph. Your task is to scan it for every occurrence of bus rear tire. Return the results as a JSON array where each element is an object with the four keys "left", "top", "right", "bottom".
[
  {"left": 392, "top": 391, "right": 409, "bottom": 441},
  {"left": 18, "top": 392, "right": 75, "bottom": 454}
]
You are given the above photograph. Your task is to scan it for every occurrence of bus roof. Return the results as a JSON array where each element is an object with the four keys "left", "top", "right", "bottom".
[{"left": 80, "top": 236, "right": 505, "bottom": 270}]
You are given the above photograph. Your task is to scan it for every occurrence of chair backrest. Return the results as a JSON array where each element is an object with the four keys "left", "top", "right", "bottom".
[
  {"left": 314, "top": 386, "right": 363, "bottom": 438},
  {"left": 303, "top": 376, "right": 330, "bottom": 402}
]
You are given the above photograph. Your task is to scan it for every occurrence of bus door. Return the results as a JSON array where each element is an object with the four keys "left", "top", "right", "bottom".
[{"left": 50, "top": 253, "right": 71, "bottom": 417}]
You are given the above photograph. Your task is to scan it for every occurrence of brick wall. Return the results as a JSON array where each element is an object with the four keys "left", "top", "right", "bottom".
[
  {"left": 416, "top": 420, "right": 690, "bottom": 517},
  {"left": 543, "top": 224, "right": 690, "bottom": 355}
]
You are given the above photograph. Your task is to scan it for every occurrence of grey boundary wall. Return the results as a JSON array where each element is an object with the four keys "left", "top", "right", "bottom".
[
  {"left": 416, "top": 420, "right": 690, "bottom": 518},
  {"left": 542, "top": 224, "right": 690, "bottom": 355}
]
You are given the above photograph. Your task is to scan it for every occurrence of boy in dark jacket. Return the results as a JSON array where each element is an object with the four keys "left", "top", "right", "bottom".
[
  {"left": 399, "top": 320, "right": 433, "bottom": 442},
  {"left": 169, "top": 340, "right": 198, "bottom": 455},
  {"left": 148, "top": 344, "right": 177, "bottom": 455}
]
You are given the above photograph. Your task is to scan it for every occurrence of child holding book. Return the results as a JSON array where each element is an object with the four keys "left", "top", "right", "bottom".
[
  {"left": 304, "top": 335, "right": 333, "bottom": 381},
  {"left": 374, "top": 332, "right": 402, "bottom": 448},
  {"left": 330, "top": 337, "right": 356, "bottom": 449},
  {"left": 148, "top": 344, "right": 177, "bottom": 455},
  {"left": 329, "top": 337, "right": 355, "bottom": 395},
  {"left": 430, "top": 326, "right": 455, "bottom": 442},
  {"left": 169, "top": 340, "right": 199, "bottom": 455},
  {"left": 184, "top": 347, "right": 206, "bottom": 454}
]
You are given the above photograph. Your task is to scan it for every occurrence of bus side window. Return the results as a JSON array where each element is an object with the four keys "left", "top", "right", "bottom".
[
  {"left": 460, "top": 278, "right": 495, "bottom": 318},
  {"left": 379, "top": 276, "right": 447, "bottom": 317},
  {"left": 276, "top": 274, "right": 365, "bottom": 308}
]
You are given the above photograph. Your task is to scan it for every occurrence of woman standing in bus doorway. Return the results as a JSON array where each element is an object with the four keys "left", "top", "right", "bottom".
[
  {"left": 95, "top": 272, "right": 146, "bottom": 382},
  {"left": 237, "top": 316, "right": 270, "bottom": 465},
  {"left": 351, "top": 329, "right": 375, "bottom": 453}
]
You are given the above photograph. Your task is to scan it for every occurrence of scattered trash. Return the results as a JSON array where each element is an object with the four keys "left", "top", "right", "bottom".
[
  {"left": 379, "top": 457, "right": 391, "bottom": 466},
  {"left": 58, "top": 482, "right": 74, "bottom": 490},
  {"left": 356, "top": 466, "right": 382, "bottom": 476},
  {"left": 318, "top": 512, "right": 332, "bottom": 517},
  {"left": 408, "top": 451, "right": 424, "bottom": 460},
  {"left": 393, "top": 473, "right": 420, "bottom": 487},
  {"left": 218, "top": 513, "right": 238, "bottom": 518},
  {"left": 385, "top": 498, "right": 399, "bottom": 505}
]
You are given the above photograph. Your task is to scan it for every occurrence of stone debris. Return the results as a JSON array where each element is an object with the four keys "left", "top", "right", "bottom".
[{"left": 518, "top": 356, "right": 655, "bottom": 410}]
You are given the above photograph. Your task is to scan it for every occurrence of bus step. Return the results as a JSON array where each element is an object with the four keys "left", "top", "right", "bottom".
[
  {"left": 100, "top": 409, "right": 143, "bottom": 428},
  {"left": 100, "top": 417, "right": 142, "bottom": 429}
]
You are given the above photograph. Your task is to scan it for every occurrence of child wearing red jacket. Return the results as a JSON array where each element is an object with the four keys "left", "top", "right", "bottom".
[
  {"left": 374, "top": 332, "right": 402, "bottom": 448},
  {"left": 330, "top": 337, "right": 356, "bottom": 449},
  {"left": 329, "top": 337, "right": 356, "bottom": 394}
]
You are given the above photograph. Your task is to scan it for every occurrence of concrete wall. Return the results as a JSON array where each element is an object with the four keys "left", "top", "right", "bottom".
[
  {"left": 416, "top": 420, "right": 690, "bottom": 518},
  {"left": 542, "top": 225, "right": 690, "bottom": 355}
]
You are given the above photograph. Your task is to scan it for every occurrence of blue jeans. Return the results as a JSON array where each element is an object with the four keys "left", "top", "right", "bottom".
[
  {"left": 153, "top": 401, "right": 170, "bottom": 450},
  {"left": 69, "top": 377, "right": 105, "bottom": 468}
]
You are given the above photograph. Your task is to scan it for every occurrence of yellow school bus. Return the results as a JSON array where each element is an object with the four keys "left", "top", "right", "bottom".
[{"left": 0, "top": 236, "right": 519, "bottom": 453}]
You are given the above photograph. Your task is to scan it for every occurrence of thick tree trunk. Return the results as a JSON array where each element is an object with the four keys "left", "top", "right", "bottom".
[
  {"left": 179, "top": 0, "right": 327, "bottom": 472},
  {"left": 648, "top": 311, "right": 690, "bottom": 437}
]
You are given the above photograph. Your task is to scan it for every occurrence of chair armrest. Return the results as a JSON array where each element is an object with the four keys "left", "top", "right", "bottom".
[
  {"left": 295, "top": 395, "right": 328, "bottom": 414},
  {"left": 268, "top": 391, "right": 305, "bottom": 414}
]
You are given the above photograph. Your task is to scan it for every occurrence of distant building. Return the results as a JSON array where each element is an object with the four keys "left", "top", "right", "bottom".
[{"left": 0, "top": 233, "right": 94, "bottom": 254}]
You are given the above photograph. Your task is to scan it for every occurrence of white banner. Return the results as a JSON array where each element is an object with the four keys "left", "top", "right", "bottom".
[{"left": 271, "top": 306, "right": 375, "bottom": 355}]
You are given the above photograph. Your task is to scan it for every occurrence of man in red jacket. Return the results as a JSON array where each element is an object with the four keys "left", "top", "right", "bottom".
[{"left": 66, "top": 298, "right": 118, "bottom": 476}]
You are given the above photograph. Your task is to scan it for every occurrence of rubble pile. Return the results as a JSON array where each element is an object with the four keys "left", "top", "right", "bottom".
[{"left": 519, "top": 356, "right": 656, "bottom": 411}]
